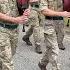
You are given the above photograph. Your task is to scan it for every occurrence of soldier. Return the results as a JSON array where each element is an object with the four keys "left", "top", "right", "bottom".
[
  {"left": 17, "top": 0, "right": 42, "bottom": 54},
  {"left": 22, "top": 0, "right": 43, "bottom": 54},
  {"left": 0, "top": 0, "right": 30, "bottom": 70},
  {"left": 36, "top": 0, "right": 70, "bottom": 70},
  {"left": 43, "top": 0, "right": 65, "bottom": 50}
]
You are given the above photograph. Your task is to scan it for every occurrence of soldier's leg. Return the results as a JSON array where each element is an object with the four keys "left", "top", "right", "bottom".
[
  {"left": 0, "top": 32, "right": 14, "bottom": 70},
  {"left": 10, "top": 29, "right": 18, "bottom": 56},
  {"left": 38, "top": 24, "right": 59, "bottom": 70},
  {"left": 54, "top": 20, "right": 65, "bottom": 50},
  {"left": 0, "top": 27, "right": 19, "bottom": 70},
  {"left": 44, "top": 32, "right": 59, "bottom": 70},
  {"left": 22, "top": 26, "right": 33, "bottom": 46},
  {"left": 30, "top": 10, "right": 42, "bottom": 54},
  {"left": 33, "top": 25, "right": 42, "bottom": 54}
]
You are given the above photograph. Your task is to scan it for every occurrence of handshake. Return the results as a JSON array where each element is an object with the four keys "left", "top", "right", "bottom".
[{"left": 14, "top": 8, "right": 31, "bottom": 24}]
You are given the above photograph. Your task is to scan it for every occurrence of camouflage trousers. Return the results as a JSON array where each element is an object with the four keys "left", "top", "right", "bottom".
[
  {"left": 0, "top": 26, "right": 18, "bottom": 70},
  {"left": 53, "top": 20, "right": 64, "bottom": 46},
  {"left": 40, "top": 20, "right": 60, "bottom": 70},
  {"left": 25, "top": 19, "right": 64, "bottom": 46},
  {"left": 24, "top": 9, "right": 41, "bottom": 46}
]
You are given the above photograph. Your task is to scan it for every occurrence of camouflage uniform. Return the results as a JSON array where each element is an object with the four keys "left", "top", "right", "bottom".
[
  {"left": 23, "top": 3, "right": 42, "bottom": 53},
  {"left": 39, "top": 0, "right": 61, "bottom": 70},
  {"left": 45, "top": 0, "right": 64, "bottom": 49},
  {"left": 0, "top": 0, "right": 19, "bottom": 70}
]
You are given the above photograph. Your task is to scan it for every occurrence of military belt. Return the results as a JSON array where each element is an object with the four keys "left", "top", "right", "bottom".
[
  {"left": 45, "top": 16, "right": 63, "bottom": 20},
  {"left": 0, "top": 23, "right": 18, "bottom": 29}
]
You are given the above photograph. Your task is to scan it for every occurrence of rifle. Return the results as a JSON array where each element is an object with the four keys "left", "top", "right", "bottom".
[
  {"left": 17, "top": 0, "right": 29, "bottom": 32},
  {"left": 22, "top": 3, "right": 29, "bottom": 32}
]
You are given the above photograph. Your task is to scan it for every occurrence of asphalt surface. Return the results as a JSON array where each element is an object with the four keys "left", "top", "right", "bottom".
[{"left": 13, "top": 24, "right": 70, "bottom": 70}]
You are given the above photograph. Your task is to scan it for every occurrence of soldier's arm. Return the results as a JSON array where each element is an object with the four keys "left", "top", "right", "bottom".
[
  {"left": 0, "top": 12, "right": 17, "bottom": 23},
  {"left": 41, "top": 8, "right": 70, "bottom": 18},
  {"left": 0, "top": 10, "right": 30, "bottom": 24},
  {"left": 40, "top": 0, "right": 70, "bottom": 18}
]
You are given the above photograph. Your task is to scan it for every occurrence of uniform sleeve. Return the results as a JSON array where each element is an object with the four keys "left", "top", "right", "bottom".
[{"left": 39, "top": 0, "right": 48, "bottom": 11}]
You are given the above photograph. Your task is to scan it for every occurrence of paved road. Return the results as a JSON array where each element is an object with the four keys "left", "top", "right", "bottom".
[{"left": 13, "top": 24, "right": 70, "bottom": 70}]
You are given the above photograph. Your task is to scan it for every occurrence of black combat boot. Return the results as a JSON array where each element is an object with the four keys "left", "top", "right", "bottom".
[
  {"left": 58, "top": 43, "right": 65, "bottom": 50},
  {"left": 22, "top": 37, "right": 32, "bottom": 46},
  {"left": 35, "top": 44, "right": 42, "bottom": 54},
  {"left": 38, "top": 62, "right": 47, "bottom": 70}
]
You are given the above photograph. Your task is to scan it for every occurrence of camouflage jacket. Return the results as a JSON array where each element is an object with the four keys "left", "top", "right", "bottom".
[
  {"left": 40, "top": 0, "right": 63, "bottom": 11},
  {"left": 0, "top": 0, "right": 19, "bottom": 22}
]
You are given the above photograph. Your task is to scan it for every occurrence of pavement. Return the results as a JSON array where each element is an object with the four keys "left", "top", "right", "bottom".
[{"left": 13, "top": 24, "right": 70, "bottom": 70}]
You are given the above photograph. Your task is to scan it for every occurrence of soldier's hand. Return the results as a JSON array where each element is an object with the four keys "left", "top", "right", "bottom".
[
  {"left": 15, "top": 9, "right": 31, "bottom": 24},
  {"left": 23, "top": 8, "right": 31, "bottom": 17},
  {"left": 62, "top": 11, "right": 70, "bottom": 18},
  {"left": 14, "top": 16, "right": 29, "bottom": 24}
]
